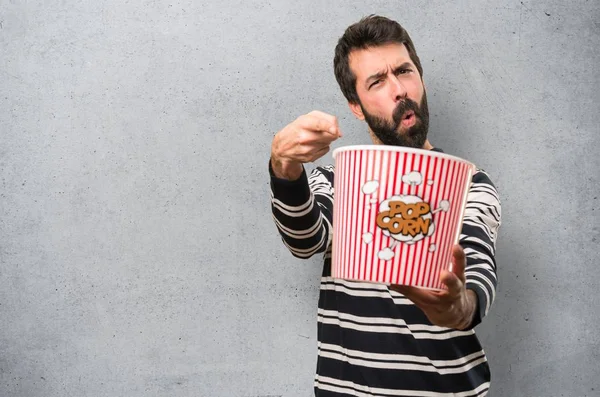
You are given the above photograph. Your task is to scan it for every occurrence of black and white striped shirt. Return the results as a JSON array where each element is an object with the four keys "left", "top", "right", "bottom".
[{"left": 269, "top": 148, "right": 502, "bottom": 396}]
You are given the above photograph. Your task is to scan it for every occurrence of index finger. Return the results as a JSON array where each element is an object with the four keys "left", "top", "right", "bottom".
[
  {"left": 299, "top": 114, "right": 340, "bottom": 139},
  {"left": 306, "top": 111, "right": 342, "bottom": 136},
  {"left": 307, "top": 110, "right": 337, "bottom": 125}
]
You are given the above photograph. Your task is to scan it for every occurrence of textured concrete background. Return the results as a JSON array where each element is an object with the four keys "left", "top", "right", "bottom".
[{"left": 1, "top": 0, "right": 598, "bottom": 396}]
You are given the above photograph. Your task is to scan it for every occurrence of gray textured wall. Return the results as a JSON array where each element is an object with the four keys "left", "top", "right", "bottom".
[{"left": 1, "top": 0, "right": 598, "bottom": 396}]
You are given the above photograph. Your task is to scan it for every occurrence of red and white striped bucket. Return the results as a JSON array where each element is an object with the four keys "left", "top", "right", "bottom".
[{"left": 331, "top": 145, "right": 475, "bottom": 290}]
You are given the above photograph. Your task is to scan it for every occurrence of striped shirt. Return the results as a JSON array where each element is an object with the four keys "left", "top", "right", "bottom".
[{"left": 269, "top": 148, "right": 502, "bottom": 396}]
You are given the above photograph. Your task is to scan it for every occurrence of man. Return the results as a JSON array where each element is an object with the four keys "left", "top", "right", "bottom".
[{"left": 269, "top": 15, "right": 501, "bottom": 396}]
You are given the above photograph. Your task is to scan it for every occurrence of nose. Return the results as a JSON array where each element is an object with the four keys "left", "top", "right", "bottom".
[{"left": 390, "top": 75, "right": 407, "bottom": 102}]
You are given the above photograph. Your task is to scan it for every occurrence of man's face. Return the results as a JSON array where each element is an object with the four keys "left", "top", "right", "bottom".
[{"left": 348, "top": 43, "right": 429, "bottom": 148}]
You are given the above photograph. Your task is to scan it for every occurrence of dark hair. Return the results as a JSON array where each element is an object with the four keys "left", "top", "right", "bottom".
[{"left": 333, "top": 15, "right": 423, "bottom": 104}]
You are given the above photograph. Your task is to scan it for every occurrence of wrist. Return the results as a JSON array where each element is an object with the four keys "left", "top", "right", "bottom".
[
  {"left": 270, "top": 155, "right": 303, "bottom": 181},
  {"left": 459, "top": 290, "right": 478, "bottom": 330}
]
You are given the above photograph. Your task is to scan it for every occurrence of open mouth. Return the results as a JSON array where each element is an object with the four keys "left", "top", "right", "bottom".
[{"left": 400, "top": 111, "right": 416, "bottom": 127}]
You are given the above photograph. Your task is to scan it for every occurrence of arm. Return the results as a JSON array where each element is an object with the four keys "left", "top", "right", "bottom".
[
  {"left": 269, "top": 162, "right": 334, "bottom": 259},
  {"left": 390, "top": 169, "right": 502, "bottom": 330},
  {"left": 268, "top": 110, "right": 342, "bottom": 259},
  {"left": 460, "top": 169, "right": 502, "bottom": 328}
]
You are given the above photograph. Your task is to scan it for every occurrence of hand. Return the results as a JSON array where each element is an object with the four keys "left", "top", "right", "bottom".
[
  {"left": 390, "top": 245, "right": 477, "bottom": 330},
  {"left": 270, "top": 110, "right": 342, "bottom": 180}
]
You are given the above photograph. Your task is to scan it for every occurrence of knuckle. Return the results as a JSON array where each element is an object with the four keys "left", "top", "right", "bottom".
[{"left": 296, "top": 132, "right": 309, "bottom": 145}]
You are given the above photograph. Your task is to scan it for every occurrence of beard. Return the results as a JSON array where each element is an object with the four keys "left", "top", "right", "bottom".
[{"left": 361, "top": 91, "right": 430, "bottom": 148}]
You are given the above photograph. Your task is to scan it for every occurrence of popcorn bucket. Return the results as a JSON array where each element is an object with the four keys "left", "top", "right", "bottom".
[{"left": 331, "top": 145, "right": 475, "bottom": 290}]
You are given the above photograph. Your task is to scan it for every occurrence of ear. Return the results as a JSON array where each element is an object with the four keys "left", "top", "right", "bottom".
[{"left": 348, "top": 101, "right": 365, "bottom": 121}]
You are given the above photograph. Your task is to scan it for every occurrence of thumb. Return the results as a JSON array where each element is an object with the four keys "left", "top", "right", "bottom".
[
  {"left": 451, "top": 244, "right": 466, "bottom": 281},
  {"left": 441, "top": 270, "right": 463, "bottom": 294}
]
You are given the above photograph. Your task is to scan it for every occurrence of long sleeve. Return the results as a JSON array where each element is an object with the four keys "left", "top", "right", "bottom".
[
  {"left": 269, "top": 161, "right": 335, "bottom": 259},
  {"left": 460, "top": 169, "right": 502, "bottom": 328}
]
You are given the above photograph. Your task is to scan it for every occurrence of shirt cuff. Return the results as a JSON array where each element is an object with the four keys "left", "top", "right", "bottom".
[
  {"left": 464, "top": 285, "right": 485, "bottom": 330},
  {"left": 268, "top": 159, "right": 312, "bottom": 206}
]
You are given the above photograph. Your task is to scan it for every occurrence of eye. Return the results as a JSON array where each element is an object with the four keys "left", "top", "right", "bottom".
[
  {"left": 396, "top": 68, "right": 412, "bottom": 75},
  {"left": 369, "top": 79, "right": 382, "bottom": 89}
]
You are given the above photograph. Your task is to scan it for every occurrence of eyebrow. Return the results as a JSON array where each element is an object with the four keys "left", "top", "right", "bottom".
[{"left": 365, "top": 62, "right": 414, "bottom": 87}]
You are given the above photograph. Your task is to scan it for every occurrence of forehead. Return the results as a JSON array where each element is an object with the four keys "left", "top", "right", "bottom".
[{"left": 348, "top": 42, "right": 413, "bottom": 81}]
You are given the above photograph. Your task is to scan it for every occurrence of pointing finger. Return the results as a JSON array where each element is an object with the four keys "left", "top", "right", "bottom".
[
  {"left": 308, "top": 110, "right": 337, "bottom": 125},
  {"left": 298, "top": 114, "right": 337, "bottom": 136},
  {"left": 305, "top": 111, "right": 342, "bottom": 137}
]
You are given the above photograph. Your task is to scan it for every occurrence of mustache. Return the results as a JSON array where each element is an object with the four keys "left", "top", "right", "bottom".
[{"left": 392, "top": 98, "right": 421, "bottom": 129}]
